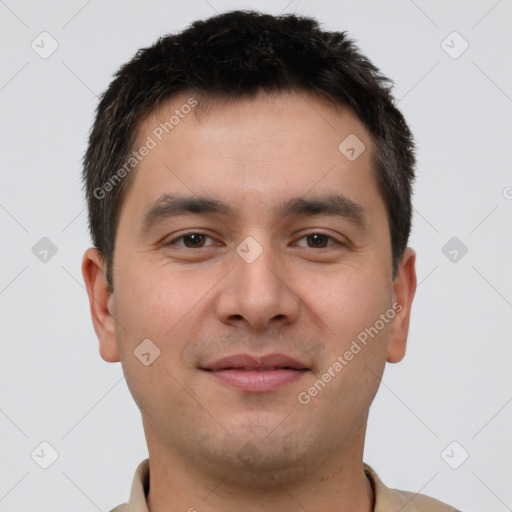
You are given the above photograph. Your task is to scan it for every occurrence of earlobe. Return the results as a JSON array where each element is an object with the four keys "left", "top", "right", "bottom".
[
  {"left": 387, "top": 247, "right": 417, "bottom": 364},
  {"left": 81, "top": 247, "right": 120, "bottom": 363}
]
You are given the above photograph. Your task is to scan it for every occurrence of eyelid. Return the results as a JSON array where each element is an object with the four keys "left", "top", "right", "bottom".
[
  {"left": 163, "top": 231, "right": 217, "bottom": 248},
  {"left": 293, "top": 231, "right": 344, "bottom": 248},
  {"left": 163, "top": 230, "right": 345, "bottom": 249}
]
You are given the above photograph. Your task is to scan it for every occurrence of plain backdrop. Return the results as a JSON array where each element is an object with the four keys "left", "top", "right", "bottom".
[{"left": 1, "top": 1, "right": 511, "bottom": 511}]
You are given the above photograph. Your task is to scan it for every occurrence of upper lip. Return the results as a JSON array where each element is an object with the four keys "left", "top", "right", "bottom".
[{"left": 201, "top": 353, "right": 310, "bottom": 371}]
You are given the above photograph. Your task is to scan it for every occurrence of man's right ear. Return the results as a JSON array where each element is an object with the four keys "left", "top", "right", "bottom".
[{"left": 81, "top": 248, "right": 120, "bottom": 363}]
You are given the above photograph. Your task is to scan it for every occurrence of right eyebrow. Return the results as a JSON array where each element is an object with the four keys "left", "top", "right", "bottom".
[{"left": 140, "top": 194, "right": 233, "bottom": 232}]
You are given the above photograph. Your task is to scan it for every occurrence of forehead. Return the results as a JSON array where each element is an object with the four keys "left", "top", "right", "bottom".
[
  {"left": 120, "top": 89, "right": 383, "bottom": 226},
  {"left": 135, "top": 89, "right": 369, "bottom": 162}
]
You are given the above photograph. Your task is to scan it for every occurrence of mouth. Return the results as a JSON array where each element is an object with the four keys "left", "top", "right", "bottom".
[{"left": 200, "top": 353, "right": 310, "bottom": 392}]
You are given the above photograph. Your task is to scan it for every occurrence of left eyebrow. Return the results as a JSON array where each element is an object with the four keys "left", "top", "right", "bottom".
[
  {"left": 139, "top": 192, "right": 369, "bottom": 233},
  {"left": 276, "top": 194, "right": 369, "bottom": 232}
]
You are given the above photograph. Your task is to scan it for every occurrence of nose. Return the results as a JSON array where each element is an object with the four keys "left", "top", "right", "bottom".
[{"left": 215, "top": 242, "right": 300, "bottom": 330}]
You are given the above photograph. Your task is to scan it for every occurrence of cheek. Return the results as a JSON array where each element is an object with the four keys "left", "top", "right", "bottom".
[
  {"left": 112, "top": 265, "right": 203, "bottom": 414},
  {"left": 116, "top": 261, "right": 197, "bottom": 330},
  {"left": 114, "top": 261, "right": 220, "bottom": 370},
  {"left": 298, "top": 268, "right": 392, "bottom": 420},
  {"left": 301, "top": 264, "right": 391, "bottom": 337}
]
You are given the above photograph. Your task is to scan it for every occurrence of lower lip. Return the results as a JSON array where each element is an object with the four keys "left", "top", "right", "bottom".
[{"left": 203, "top": 369, "right": 308, "bottom": 392}]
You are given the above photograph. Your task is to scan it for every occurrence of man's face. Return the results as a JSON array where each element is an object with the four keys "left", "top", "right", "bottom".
[{"left": 84, "top": 90, "right": 415, "bottom": 481}]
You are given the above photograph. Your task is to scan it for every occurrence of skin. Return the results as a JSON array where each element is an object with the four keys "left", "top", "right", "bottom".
[{"left": 82, "top": 89, "right": 416, "bottom": 512}]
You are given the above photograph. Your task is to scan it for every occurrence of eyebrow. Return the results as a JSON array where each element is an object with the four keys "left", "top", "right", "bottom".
[
  {"left": 277, "top": 195, "right": 368, "bottom": 231},
  {"left": 140, "top": 193, "right": 368, "bottom": 233}
]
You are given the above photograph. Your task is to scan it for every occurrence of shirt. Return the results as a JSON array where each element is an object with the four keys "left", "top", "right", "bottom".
[{"left": 110, "top": 459, "right": 461, "bottom": 512}]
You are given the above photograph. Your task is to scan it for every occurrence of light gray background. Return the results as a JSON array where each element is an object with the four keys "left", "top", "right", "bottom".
[{"left": 1, "top": 1, "right": 511, "bottom": 511}]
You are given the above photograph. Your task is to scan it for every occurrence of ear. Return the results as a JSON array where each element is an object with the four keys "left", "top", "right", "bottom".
[
  {"left": 81, "top": 247, "right": 120, "bottom": 363},
  {"left": 387, "top": 247, "right": 417, "bottom": 364}
]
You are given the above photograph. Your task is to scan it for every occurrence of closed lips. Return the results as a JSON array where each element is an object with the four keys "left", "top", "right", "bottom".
[
  {"left": 209, "top": 366, "right": 308, "bottom": 372},
  {"left": 201, "top": 353, "right": 310, "bottom": 372}
]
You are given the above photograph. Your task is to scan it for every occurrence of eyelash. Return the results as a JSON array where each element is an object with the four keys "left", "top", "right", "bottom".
[{"left": 164, "top": 232, "right": 343, "bottom": 249}]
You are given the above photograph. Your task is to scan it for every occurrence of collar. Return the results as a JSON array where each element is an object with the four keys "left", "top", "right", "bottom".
[{"left": 122, "top": 459, "right": 457, "bottom": 512}]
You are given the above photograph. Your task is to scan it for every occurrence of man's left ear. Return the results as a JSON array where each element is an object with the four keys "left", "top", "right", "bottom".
[{"left": 387, "top": 247, "right": 417, "bottom": 363}]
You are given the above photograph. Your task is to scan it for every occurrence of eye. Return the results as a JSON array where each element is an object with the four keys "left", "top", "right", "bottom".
[
  {"left": 163, "top": 232, "right": 343, "bottom": 250},
  {"left": 164, "top": 233, "right": 217, "bottom": 248},
  {"left": 294, "top": 232, "right": 341, "bottom": 249}
]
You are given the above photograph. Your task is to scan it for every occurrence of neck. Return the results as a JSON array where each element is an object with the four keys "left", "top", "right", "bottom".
[{"left": 144, "top": 418, "right": 374, "bottom": 512}]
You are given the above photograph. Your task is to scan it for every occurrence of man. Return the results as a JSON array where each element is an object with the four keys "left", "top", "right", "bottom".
[{"left": 81, "top": 10, "right": 460, "bottom": 512}]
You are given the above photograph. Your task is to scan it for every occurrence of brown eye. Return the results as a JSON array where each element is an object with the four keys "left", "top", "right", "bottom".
[
  {"left": 295, "top": 232, "right": 339, "bottom": 249},
  {"left": 165, "top": 233, "right": 215, "bottom": 248},
  {"left": 306, "top": 233, "right": 329, "bottom": 248},
  {"left": 182, "top": 234, "right": 206, "bottom": 248}
]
